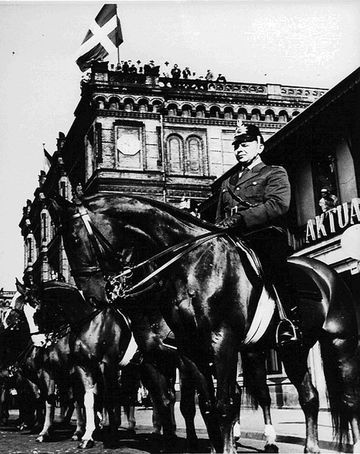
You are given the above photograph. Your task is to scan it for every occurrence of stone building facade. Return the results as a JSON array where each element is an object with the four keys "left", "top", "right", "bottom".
[
  {"left": 18, "top": 63, "right": 333, "bottom": 409},
  {"left": 20, "top": 61, "right": 326, "bottom": 287}
]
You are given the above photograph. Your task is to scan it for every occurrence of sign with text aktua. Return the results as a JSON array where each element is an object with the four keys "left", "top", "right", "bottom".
[{"left": 306, "top": 198, "right": 360, "bottom": 243}]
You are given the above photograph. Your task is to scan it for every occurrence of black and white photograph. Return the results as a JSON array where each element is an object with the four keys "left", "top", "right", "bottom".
[{"left": 0, "top": 1, "right": 360, "bottom": 453}]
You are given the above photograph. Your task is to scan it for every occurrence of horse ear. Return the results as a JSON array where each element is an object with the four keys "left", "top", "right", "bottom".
[{"left": 15, "top": 278, "right": 25, "bottom": 295}]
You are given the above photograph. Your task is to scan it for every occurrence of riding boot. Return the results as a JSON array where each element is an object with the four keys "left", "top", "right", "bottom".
[{"left": 274, "top": 282, "right": 301, "bottom": 348}]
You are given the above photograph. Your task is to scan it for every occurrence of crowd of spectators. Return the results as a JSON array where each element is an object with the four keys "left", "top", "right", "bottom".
[
  {"left": 108, "top": 59, "right": 228, "bottom": 83},
  {"left": 81, "top": 59, "right": 229, "bottom": 87}
]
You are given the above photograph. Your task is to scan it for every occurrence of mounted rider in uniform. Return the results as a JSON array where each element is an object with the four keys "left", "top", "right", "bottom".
[{"left": 216, "top": 120, "right": 299, "bottom": 347}]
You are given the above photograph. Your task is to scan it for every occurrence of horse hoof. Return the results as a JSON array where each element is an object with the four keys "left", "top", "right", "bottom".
[
  {"left": 304, "top": 448, "right": 320, "bottom": 454},
  {"left": 265, "top": 444, "right": 279, "bottom": 453},
  {"left": 72, "top": 433, "right": 82, "bottom": 441},
  {"left": 78, "top": 439, "right": 95, "bottom": 449},
  {"left": 36, "top": 434, "right": 50, "bottom": 443}
]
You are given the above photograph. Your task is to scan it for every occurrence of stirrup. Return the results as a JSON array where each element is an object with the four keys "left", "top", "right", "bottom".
[{"left": 275, "top": 318, "right": 298, "bottom": 346}]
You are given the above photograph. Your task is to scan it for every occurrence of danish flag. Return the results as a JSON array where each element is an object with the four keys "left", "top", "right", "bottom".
[{"left": 76, "top": 4, "right": 123, "bottom": 72}]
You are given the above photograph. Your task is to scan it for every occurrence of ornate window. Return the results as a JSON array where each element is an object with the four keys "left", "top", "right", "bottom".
[
  {"left": 196, "top": 106, "right": 205, "bottom": 118},
  {"left": 251, "top": 109, "right": 261, "bottom": 121},
  {"left": 41, "top": 211, "right": 48, "bottom": 242},
  {"left": 210, "top": 106, "right": 220, "bottom": 118},
  {"left": 167, "top": 104, "right": 177, "bottom": 116},
  {"left": 224, "top": 108, "right": 234, "bottom": 120},
  {"left": 124, "top": 99, "right": 134, "bottom": 112},
  {"left": 95, "top": 97, "right": 105, "bottom": 109},
  {"left": 138, "top": 100, "right": 148, "bottom": 112},
  {"left": 278, "top": 110, "right": 289, "bottom": 122},
  {"left": 185, "top": 136, "right": 202, "bottom": 175},
  {"left": 167, "top": 135, "right": 183, "bottom": 173},
  {"left": 265, "top": 109, "right": 275, "bottom": 122},
  {"left": 237, "top": 108, "right": 247, "bottom": 120},
  {"left": 109, "top": 98, "right": 119, "bottom": 110},
  {"left": 181, "top": 105, "right": 191, "bottom": 117}
]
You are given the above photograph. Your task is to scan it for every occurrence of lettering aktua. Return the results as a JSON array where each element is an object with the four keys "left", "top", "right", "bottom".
[{"left": 306, "top": 198, "right": 360, "bottom": 243}]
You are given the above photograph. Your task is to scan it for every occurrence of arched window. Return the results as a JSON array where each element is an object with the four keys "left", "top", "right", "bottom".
[
  {"left": 181, "top": 105, "right": 192, "bottom": 117},
  {"left": 210, "top": 106, "right": 220, "bottom": 118},
  {"left": 138, "top": 100, "right": 148, "bottom": 112},
  {"left": 224, "top": 108, "right": 234, "bottom": 120},
  {"left": 265, "top": 110, "right": 275, "bottom": 122},
  {"left": 185, "top": 136, "right": 202, "bottom": 175},
  {"left": 109, "top": 98, "right": 119, "bottom": 110},
  {"left": 96, "top": 97, "right": 105, "bottom": 109},
  {"left": 278, "top": 110, "right": 289, "bottom": 122},
  {"left": 152, "top": 101, "right": 162, "bottom": 113},
  {"left": 167, "top": 135, "right": 183, "bottom": 173},
  {"left": 237, "top": 108, "right": 247, "bottom": 120},
  {"left": 167, "top": 104, "right": 177, "bottom": 116},
  {"left": 196, "top": 106, "right": 206, "bottom": 118},
  {"left": 251, "top": 109, "right": 261, "bottom": 121},
  {"left": 124, "top": 99, "right": 134, "bottom": 112}
]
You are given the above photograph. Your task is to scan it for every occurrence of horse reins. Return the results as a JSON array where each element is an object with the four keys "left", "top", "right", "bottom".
[{"left": 72, "top": 204, "right": 228, "bottom": 299}]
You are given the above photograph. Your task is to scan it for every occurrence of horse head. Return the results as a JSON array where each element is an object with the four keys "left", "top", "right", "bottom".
[
  {"left": 5, "top": 279, "right": 46, "bottom": 347},
  {"left": 47, "top": 194, "right": 110, "bottom": 304}
]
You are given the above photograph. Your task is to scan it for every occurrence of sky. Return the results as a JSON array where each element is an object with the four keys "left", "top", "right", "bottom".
[{"left": 0, "top": 0, "right": 359, "bottom": 290}]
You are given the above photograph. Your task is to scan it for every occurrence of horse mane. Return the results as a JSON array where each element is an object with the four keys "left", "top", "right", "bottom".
[{"left": 83, "top": 192, "right": 219, "bottom": 232}]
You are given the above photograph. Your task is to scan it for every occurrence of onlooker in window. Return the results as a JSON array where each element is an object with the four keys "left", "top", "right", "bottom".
[{"left": 319, "top": 188, "right": 338, "bottom": 212}]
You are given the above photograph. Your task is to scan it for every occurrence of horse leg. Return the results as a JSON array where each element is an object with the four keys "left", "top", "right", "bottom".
[
  {"left": 76, "top": 368, "right": 96, "bottom": 449},
  {"left": 140, "top": 361, "right": 176, "bottom": 439},
  {"left": 280, "top": 346, "right": 320, "bottom": 454},
  {"left": 123, "top": 404, "right": 136, "bottom": 432},
  {"left": 178, "top": 359, "right": 199, "bottom": 451},
  {"left": 241, "top": 350, "right": 278, "bottom": 453},
  {"left": 181, "top": 355, "right": 223, "bottom": 453},
  {"left": 102, "top": 365, "right": 121, "bottom": 446},
  {"left": 36, "top": 374, "right": 55, "bottom": 443},
  {"left": 214, "top": 335, "right": 240, "bottom": 454},
  {"left": 151, "top": 399, "right": 162, "bottom": 434},
  {"left": 72, "top": 400, "right": 86, "bottom": 441}
]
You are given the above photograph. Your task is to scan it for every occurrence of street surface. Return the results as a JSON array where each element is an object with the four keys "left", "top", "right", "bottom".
[{"left": 0, "top": 405, "right": 353, "bottom": 454}]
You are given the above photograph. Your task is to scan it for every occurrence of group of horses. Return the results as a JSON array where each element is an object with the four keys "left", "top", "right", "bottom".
[{"left": 1, "top": 191, "right": 360, "bottom": 453}]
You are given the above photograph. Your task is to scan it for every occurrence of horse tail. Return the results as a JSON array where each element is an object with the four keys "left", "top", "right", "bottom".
[
  {"left": 317, "top": 271, "right": 360, "bottom": 446},
  {"left": 318, "top": 336, "right": 360, "bottom": 445}
]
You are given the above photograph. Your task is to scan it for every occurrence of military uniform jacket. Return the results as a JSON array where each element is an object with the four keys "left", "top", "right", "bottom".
[{"left": 215, "top": 161, "right": 291, "bottom": 230}]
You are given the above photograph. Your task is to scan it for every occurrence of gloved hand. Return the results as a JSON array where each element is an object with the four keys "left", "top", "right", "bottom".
[{"left": 216, "top": 215, "right": 245, "bottom": 230}]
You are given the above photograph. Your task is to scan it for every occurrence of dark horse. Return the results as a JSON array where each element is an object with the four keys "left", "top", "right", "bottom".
[{"left": 48, "top": 193, "right": 360, "bottom": 454}]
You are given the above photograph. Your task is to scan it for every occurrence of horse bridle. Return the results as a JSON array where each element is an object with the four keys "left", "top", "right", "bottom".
[
  {"left": 71, "top": 204, "right": 227, "bottom": 300},
  {"left": 70, "top": 204, "right": 124, "bottom": 277}
]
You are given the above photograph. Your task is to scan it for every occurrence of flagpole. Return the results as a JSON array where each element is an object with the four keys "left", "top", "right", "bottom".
[{"left": 116, "top": 4, "right": 120, "bottom": 67}]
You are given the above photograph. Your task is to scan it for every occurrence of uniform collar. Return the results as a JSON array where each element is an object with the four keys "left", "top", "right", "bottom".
[{"left": 228, "top": 160, "right": 266, "bottom": 186}]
